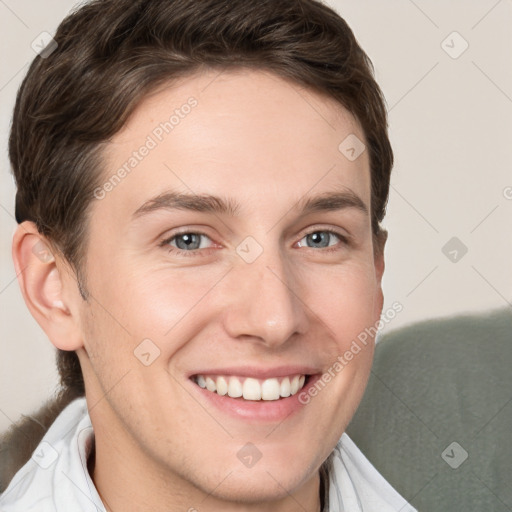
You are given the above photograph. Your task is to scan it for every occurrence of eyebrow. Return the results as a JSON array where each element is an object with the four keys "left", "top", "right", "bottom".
[{"left": 131, "top": 188, "right": 369, "bottom": 220}]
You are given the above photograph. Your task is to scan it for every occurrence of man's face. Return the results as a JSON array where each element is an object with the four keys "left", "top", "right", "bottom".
[{"left": 74, "top": 68, "right": 384, "bottom": 503}]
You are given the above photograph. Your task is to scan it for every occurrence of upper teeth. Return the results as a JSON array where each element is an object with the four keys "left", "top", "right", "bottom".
[{"left": 194, "top": 374, "right": 306, "bottom": 401}]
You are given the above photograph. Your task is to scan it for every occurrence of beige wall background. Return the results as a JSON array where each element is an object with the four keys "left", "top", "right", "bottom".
[{"left": 1, "top": 0, "right": 511, "bottom": 432}]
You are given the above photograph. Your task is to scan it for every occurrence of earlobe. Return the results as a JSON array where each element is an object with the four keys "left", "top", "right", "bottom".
[{"left": 12, "top": 222, "right": 84, "bottom": 351}]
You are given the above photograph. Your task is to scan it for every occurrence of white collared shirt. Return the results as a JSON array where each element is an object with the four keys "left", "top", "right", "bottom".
[{"left": 0, "top": 398, "right": 416, "bottom": 511}]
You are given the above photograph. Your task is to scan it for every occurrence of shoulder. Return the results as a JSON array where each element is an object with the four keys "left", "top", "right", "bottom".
[{"left": 0, "top": 396, "right": 94, "bottom": 511}]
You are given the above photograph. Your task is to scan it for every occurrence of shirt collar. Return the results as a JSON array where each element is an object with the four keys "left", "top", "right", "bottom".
[{"left": 1, "top": 397, "right": 416, "bottom": 511}]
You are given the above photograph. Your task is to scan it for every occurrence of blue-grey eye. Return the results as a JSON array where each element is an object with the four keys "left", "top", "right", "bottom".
[
  {"left": 173, "top": 233, "right": 203, "bottom": 250},
  {"left": 300, "top": 231, "right": 340, "bottom": 249}
]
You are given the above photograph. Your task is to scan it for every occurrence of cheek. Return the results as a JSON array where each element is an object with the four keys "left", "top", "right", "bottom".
[
  {"left": 86, "top": 252, "right": 210, "bottom": 341},
  {"left": 123, "top": 267, "right": 223, "bottom": 342},
  {"left": 309, "top": 260, "right": 381, "bottom": 341},
  {"left": 302, "top": 262, "right": 379, "bottom": 405}
]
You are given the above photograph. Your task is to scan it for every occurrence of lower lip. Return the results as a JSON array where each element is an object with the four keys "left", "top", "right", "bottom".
[{"left": 189, "top": 375, "right": 321, "bottom": 422}]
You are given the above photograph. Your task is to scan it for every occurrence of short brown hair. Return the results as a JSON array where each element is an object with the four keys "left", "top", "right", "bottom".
[{"left": 10, "top": 0, "right": 393, "bottom": 400}]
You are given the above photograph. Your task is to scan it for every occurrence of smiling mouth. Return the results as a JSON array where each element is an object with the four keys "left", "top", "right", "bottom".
[{"left": 192, "top": 374, "right": 309, "bottom": 401}]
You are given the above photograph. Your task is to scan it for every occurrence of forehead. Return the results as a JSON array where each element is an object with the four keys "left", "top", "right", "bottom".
[{"left": 96, "top": 68, "right": 371, "bottom": 225}]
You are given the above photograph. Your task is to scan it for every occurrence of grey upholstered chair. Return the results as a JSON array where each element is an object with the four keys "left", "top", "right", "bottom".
[{"left": 346, "top": 307, "right": 512, "bottom": 511}]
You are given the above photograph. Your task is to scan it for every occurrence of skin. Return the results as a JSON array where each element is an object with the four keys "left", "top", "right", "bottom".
[{"left": 13, "top": 68, "right": 386, "bottom": 511}]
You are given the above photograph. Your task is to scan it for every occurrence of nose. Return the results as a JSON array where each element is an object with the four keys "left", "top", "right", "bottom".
[{"left": 222, "top": 245, "right": 309, "bottom": 348}]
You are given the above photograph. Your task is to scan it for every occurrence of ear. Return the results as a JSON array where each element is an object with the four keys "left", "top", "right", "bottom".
[
  {"left": 12, "top": 221, "right": 84, "bottom": 351},
  {"left": 373, "top": 229, "right": 387, "bottom": 285},
  {"left": 372, "top": 229, "right": 387, "bottom": 316}
]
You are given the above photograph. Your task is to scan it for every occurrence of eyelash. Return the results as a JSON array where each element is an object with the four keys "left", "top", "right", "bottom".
[{"left": 158, "top": 228, "right": 350, "bottom": 258}]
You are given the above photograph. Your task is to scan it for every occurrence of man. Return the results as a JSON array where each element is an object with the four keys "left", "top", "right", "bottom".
[{"left": 1, "top": 0, "right": 417, "bottom": 510}]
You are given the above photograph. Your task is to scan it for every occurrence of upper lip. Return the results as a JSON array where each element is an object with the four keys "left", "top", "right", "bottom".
[{"left": 187, "top": 365, "right": 321, "bottom": 380}]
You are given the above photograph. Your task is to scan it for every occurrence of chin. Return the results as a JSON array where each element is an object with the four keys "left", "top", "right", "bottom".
[
  {"left": 189, "top": 453, "right": 319, "bottom": 506},
  {"left": 206, "top": 470, "right": 306, "bottom": 504}
]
